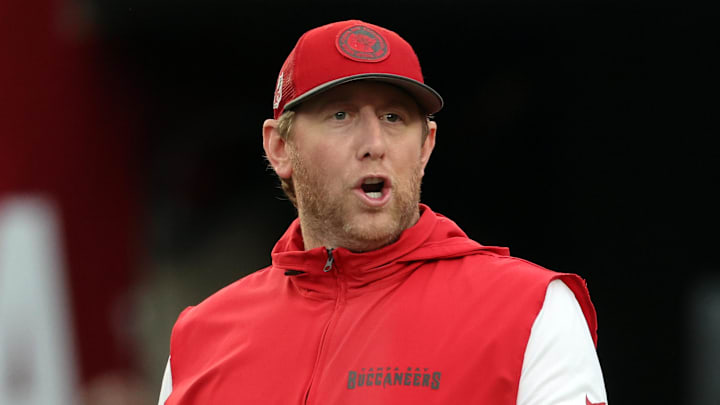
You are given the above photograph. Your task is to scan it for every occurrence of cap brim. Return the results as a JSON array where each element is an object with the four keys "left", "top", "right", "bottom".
[{"left": 283, "top": 73, "right": 444, "bottom": 115}]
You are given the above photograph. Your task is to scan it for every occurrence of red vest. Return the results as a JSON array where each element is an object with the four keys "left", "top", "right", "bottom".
[{"left": 167, "top": 205, "right": 597, "bottom": 404}]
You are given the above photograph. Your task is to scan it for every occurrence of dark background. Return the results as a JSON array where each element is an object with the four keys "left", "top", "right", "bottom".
[{"left": 4, "top": 0, "right": 716, "bottom": 403}]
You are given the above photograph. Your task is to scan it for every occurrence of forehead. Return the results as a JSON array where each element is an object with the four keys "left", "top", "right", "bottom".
[{"left": 294, "top": 81, "right": 423, "bottom": 114}]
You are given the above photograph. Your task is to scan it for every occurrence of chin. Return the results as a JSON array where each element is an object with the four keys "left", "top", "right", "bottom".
[{"left": 341, "top": 214, "right": 405, "bottom": 251}]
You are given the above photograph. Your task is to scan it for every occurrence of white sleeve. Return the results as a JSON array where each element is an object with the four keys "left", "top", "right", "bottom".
[
  {"left": 158, "top": 357, "right": 173, "bottom": 405},
  {"left": 516, "top": 279, "right": 608, "bottom": 405}
]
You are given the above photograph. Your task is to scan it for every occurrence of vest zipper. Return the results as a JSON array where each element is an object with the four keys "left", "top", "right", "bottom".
[
  {"left": 304, "top": 248, "right": 345, "bottom": 404},
  {"left": 323, "top": 248, "right": 334, "bottom": 272}
]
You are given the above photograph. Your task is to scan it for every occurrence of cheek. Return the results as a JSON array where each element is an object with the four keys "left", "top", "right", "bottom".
[
  {"left": 309, "top": 144, "right": 349, "bottom": 172},
  {"left": 395, "top": 149, "right": 424, "bottom": 174},
  {"left": 296, "top": 147, "right": 349, "bottom": 189}
]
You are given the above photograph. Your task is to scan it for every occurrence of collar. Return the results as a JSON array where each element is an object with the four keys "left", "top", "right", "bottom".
[{"left": 270, "top": 204, "right": 509, "bottom": 298}]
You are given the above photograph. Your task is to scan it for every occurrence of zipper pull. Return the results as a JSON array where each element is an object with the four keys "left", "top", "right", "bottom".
[{"left": 323, "top": 248, "right": 334, "bottom": 272}]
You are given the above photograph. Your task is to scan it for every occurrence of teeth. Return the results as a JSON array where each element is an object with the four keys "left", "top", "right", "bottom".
[
  {"left": 360, "top": 177, "right": 385, "bottom": 199},
  {"left": 363, "top": 177, "right": 383, "bottom": 185}
]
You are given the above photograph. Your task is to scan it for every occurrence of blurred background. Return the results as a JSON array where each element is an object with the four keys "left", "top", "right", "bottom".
[{"left": 0, "top": 0, "right": 717, "bottom": 403}]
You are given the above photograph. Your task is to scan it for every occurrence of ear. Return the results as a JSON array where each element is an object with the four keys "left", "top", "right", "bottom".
[
  {"left": 262, "top": 119, "right": 293, "bottom": 179},
  {"left": 419, "top": 120, "right": 437, "bottom": 177}
]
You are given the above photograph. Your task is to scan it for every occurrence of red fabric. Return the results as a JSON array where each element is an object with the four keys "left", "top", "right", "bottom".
[
  {"left": 587, "top": 395, "right": 607, "bottom": 405},
  {"left": 273, "top": 20, "right": 441, "bottom": 118},
  {"left": 0, "top": 0, "right": 140, "bottom": 384},
  {"left": 167, "top": 204, "right": 597, "bottom": 404}
]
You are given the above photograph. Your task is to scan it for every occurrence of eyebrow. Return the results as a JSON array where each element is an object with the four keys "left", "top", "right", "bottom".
[{"left": 315, "top": 97, "right": 420, "bottom": 114}]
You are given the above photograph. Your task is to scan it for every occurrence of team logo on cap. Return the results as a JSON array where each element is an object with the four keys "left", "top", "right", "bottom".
[
  {"left": 336, "top": 25, "right": 389, "bottom": 62},
  {"left": 273, "top": 72, "right": 283, "bottom": 109}
]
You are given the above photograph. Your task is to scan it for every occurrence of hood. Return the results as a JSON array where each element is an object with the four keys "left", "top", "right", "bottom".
[{"left": 271, "top": 204, "right": 508, "bottom": 297}]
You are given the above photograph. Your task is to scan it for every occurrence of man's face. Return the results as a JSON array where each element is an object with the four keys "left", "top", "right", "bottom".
[{"left": 286, "top": 81, "right": 436, "bottom": 252}]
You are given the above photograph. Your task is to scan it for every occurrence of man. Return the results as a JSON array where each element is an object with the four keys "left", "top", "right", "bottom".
[{"left": 158, "top": 20, "right": 608, "bottom": 404}]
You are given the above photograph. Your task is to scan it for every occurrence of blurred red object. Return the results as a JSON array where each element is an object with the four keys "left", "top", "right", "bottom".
[{"left": 0, "top": 0, "right": 143, "bottom": 391}]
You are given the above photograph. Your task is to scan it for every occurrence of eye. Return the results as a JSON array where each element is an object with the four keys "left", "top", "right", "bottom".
[
  {"left": 333, "top": 111, "right": 347, "bottom": 120},
  {"left": 381, "top": 113, "right": 402, "bottom": 123}
]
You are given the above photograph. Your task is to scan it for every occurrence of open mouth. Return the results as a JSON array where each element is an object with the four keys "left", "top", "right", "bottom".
[
  {"left": 354, "top": 175, "right": 391, "bottom": 206},
  {"left": 361, "top": 177, "right": 385, "bottom": 199}
]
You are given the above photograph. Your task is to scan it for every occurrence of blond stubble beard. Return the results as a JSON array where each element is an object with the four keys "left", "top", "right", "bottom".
[{"left": 288, "top": 146, "right": 422, "bottom": 252}]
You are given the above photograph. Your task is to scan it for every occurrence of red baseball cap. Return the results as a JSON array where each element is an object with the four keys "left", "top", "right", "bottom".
[{"left": 272, "top": 20, "right": 443, "bottom": 119}]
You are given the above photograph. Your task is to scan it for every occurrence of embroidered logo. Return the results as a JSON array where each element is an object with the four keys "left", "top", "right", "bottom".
[
  {"left": 347, "top": 366, "right": 441, "bottom": 390},
  {"left": 273, "top": 72, "right": 284, "bottom": 109},
  {"left": 336, "top": 25, "right": 389, "bottom": 62}
]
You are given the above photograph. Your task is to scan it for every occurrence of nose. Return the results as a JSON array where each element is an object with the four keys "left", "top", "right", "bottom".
[{"left": 355, "top": 109, "right": 386, "bottom": 161}]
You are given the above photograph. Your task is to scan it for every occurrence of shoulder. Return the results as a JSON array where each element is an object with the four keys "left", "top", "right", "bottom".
[
  {"left": 416, "top": 252, "right": 563, "bottom": 317},
  {"left": 168, "top": 266, "right": 282, "bottom": 374},
  {"left": 438, "top": 250, "right": 563, "bottom": 289},
  {"left": 171, "top": 265, "right": 278, "bottom": 331},
  {"left": 425, "top": 251, "right": 597, "bottom": 339},
  {"left": 451, "top": 251, "right": 591, "bottom": 298}
]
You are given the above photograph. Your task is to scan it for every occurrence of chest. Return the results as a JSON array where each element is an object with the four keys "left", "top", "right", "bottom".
[{"left": 169, "top": 265, "right": 540, "bottom": 404}]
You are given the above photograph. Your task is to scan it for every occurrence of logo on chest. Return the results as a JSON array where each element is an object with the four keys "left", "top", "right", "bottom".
[{"left": 347, "top": 366, "right": 442, "bottom": 390}]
